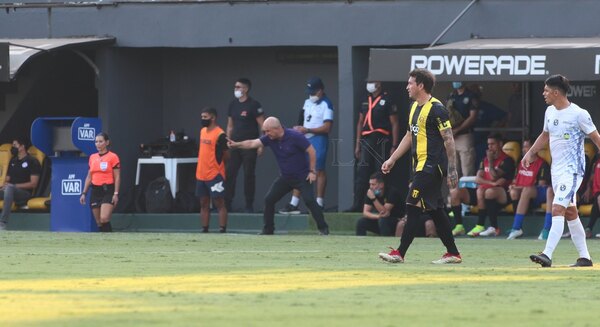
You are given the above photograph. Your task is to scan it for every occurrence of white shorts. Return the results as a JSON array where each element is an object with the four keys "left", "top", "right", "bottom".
[{"left": 552, "top": 173, "right": 583, "bottom": 208}]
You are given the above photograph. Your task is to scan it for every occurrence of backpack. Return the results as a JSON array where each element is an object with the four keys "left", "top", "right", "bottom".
[
  {"left": 174, "top": 191, "right": 200, "bottom": 213},
  {"left": 144, "top": 177, "right": 174, "bottom": 213}
]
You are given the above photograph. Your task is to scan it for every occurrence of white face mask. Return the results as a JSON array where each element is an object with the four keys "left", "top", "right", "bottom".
[
  {"left": 234, "top": 90, "right": 244, "bottom": 99},
  {"left": 309, "top": 95, "right": 320, "bottom": 103},
  {"left": 366, "top": 83, "right": 377, "bottom": 94}
]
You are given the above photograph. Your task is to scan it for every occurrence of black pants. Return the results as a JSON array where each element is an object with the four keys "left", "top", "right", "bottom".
[
  {"left": 225, "top": 148, "right": 257, "bottom": 209},
  {"left": 355, "top": 216, "right": 398, "bottom": 236},
  {"left": 353, "top": 133, "right": 392, "bottom": 208},
  {"left": 263, "top": 176, "right": 328, "bottom": 232}
]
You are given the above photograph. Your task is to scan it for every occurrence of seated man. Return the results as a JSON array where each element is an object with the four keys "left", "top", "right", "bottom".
[
  {"left": 395, "top": 213, "right": 437, "bottom": 238},
  {"left": 507, "top": 139, "right": 550, "bottom": 239},
  {"left": 355, "top": 172, "right": 403, "bottom": 236},
  {"left": 450, "top": 133, "right": 515, "bottom": 237},
  {"left": 0, "top": 138, "right": 41, "bottom": 230},
  {"left": 582, "top": 154, "right": 600, "bottom": 238}
]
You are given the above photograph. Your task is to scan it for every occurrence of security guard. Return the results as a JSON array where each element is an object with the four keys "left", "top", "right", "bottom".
[{"left": 348, "top": 81, "right": 399, "bottom": 212}]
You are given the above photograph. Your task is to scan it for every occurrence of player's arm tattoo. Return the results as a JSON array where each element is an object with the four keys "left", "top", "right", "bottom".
[{"left": 441, "top": 128, "right": 457, "bottom": 173}]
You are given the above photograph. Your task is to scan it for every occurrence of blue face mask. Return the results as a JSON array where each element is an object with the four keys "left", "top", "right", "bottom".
[
  {"left": 373, "top": 188, "right": 382, "bottom": 197},
  {"left": 452, "top": 82, "right": 463, "bottom": 89}
]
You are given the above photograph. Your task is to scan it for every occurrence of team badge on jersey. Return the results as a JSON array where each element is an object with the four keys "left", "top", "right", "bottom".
[
  {"left": 560, "top": 184, "right": 566, "bottom": 191},
  {"left": 553, "top": 119, "right": 559, "bottom": 126},
  {"left": 379, "top": 99, "right": 386, "bottom": 106},
  {"left": 100, "top": 162, "right": 108, "bottom": 171},
  {"left": 412, "top": 189, "right": 420, "bottom": 198}
]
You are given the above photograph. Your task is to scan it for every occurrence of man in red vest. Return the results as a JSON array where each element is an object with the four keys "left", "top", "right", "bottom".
[
  {"left": 450, "top": 133, "right": 516, "bottom": 237},
  {"left": 196, "top": 107, "right": 229, "bottom": 233}
]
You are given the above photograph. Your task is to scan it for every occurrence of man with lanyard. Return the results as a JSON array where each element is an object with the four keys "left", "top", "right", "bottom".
[
  {"left": 507, "top": 139, "right": 550, "bottom": 239},
  {"left": 347, "top": 81, "right": 399, "bottom": 212},
  {"left": 450, "top": 134, "right": 515, "bottom": 237},
  {"left": 378, "top": 68, "right": 461, "bottom": 264},
  {"left": 0, "top": 138, "right": 41, "bottom": 230},
  {"left": 225, "top": 78, "right": 265, "bottom": 213},
  {"left": 280, "top": 77, "right": 333, "bottom": 214}
]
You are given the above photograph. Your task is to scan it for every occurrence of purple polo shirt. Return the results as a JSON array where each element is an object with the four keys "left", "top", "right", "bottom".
[{"left": 260, "top": 128, "right": 310, "bottom": 180}]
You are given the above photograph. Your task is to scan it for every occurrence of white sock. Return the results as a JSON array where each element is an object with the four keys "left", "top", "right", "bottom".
[
  {"left": 543, "top": 216, "right": 565, "bottom": 259},
  {"left": 290, "top": 196, "right": 300, "bottom": 207},
  {"left": 316, "top": 197, "right": 324, "bottom": 206},
  {"left": 567, "top": 218, "right": 591, "bottom": 260}
]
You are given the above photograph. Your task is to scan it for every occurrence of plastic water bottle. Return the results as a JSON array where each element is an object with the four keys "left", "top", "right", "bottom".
[{"left": 169, "top": 130, "right": 176, "bottom": 142}]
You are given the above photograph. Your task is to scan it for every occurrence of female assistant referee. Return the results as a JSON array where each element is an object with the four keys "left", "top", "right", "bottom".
[{"left": 79, "top": 132, "right": 121, "bottom": 232}]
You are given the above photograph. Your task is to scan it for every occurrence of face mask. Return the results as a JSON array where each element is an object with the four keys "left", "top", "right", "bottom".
[
  {"left": 366, "top": 83, "right": 377, "bottom": 93},
  {"left": 309, "top": 95, "right": 320, "bottom": 103},
  {"left": 201, "top": 119, "right": 211, "bottom": 128},
  {"left": 10, "top": 147, "right": 18, "bottom": 156},
  {"left": 452, "top": 82, "right": 463, "bottom": 89},
  {"left": 234, "top": 90, "right": 243, "bottom": 99},
  {"left": 373, "top": 188, "right": 382, "bottom": 197}
]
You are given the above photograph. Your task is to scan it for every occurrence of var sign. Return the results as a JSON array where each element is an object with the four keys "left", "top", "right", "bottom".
[
  {"left": 61, "top": 174, "right": 82, "bottom": 195},
  {"left": 77, "top": 124, "right": 96, "bottom": 141}
]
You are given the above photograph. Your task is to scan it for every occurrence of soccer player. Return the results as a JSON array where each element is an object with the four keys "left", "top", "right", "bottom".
[
  {"left": 378, "top": 68, "right": 461, "bottom": 264},
  {"left": 525, "top": 74, "right": 600, "bottom": 267}
]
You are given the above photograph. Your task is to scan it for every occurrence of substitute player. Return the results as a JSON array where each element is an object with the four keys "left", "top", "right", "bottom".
[
  {"left": 80, "top": 132, "right": 120, "bottom": 232},
  {"left": 525, "top": 74, "right": 600, "bottom": 267},
  {"left": 378, "top": 68, "right": 461, "bottom": 264}
]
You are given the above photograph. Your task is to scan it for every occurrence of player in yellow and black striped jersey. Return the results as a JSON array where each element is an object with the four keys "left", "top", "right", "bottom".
[{"left": 378, "top": 68, "right": 461, "bottom": 265}]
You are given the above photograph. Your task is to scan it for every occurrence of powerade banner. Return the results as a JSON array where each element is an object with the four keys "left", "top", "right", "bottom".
[
  {"left": 369, "top": 48, "right": 600, "bottom": 82},
  {"left": 0, "top": 43, "right": 8, "bottom": 82}
]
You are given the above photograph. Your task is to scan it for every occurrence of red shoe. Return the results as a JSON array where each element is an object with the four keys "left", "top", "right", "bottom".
[
  {"left": 432, "top": 253, "right": 463, "bottom": 264},
  {"left": 378, "top": 247, "right": 404, "bottom": 263}
]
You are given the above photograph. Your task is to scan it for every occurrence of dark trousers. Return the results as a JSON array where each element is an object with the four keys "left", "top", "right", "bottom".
[
  {"left": 225, "top": 148, "right": 257, "bottom": 209},
  {"left": 355, "top": 216, "right": 397, "bottom": 236},
  {"left": 353, "top": 133, "right": 391, "bottom": 208},
  {"left": 0, "top": 184, "right": 32, "bottom": 223},
  {"left": 263, "top": 176, "right": 328, "bottom": 232}
]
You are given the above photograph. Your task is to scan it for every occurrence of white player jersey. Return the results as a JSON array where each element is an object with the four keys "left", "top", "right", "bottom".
[
  {"left": 543, "top": 102, "right": 596, "bottom": 176},
  {"left": 302, "top": 95, "right": 334, "bottom": 138}
]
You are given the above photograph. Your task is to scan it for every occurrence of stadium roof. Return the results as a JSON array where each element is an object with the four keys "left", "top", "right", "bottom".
[
  {"left": 0, "top": 37, "right": 115, "bottom": 82},
  {"left": 368, "top": 37, "right": 600, "bottom": 82}
]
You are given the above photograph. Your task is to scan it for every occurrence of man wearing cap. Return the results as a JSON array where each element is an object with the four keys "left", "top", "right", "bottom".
[{"left": 280, "top": 77, "right": 334, "bottom": 214}]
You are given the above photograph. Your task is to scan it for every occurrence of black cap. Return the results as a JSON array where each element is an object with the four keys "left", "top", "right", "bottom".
[{"left": 306, "top": 77, "right": 324, "bottom": 94}]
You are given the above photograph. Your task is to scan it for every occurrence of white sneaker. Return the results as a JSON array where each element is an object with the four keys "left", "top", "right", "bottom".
[
  {"left": 431, "top": 253, "right": 462, "bottom": 264},
  {"left": 507, "top": 229, "right": 523, "bottom": 240},
  {"left": 478, "top": 226, "right": 499, "bottom": 237},
  {"left": 596, "top": 233, "right": 600, "bottom": 239}
]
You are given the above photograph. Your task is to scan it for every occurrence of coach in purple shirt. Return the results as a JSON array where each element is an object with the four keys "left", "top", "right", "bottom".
[{"left": 227, "top": 117, "right": 329, "bottom": 235}]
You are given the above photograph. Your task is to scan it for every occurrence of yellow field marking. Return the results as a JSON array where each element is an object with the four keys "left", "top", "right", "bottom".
[{"left": 0, "top": 270, "right": 571, "bottom": 325}]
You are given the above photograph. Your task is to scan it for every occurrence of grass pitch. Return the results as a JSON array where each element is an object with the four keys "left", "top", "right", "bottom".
[{"left": 0, "top": 232, "right": 599, "bottom": 327}]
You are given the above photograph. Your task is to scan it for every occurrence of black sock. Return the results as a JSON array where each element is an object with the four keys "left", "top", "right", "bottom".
[
  {"left": 398, "top": 205, "right": 421, "bottom": 258},
  {"left": 477, "top": 208, "right": 488, "bottom": 226},
  {"left": 219, "top": 226, "right": 227, "bottom": 233},
  {"left": 100, "top": 222, "right": 112, "bottom": 232},
  {"left": 202, "top": 226, "right": 209, "bottom": 233},
  {"left": 451, "top": 205, "right": 463, "bottom": 224},
  {"left": 588, "top": 202, "right": 600, "bottom": 229},
  {"left": 485, "top": 199, "right": 499, "bottom": 228},
  {"left": 511, "top": 199, "right": 519, "bottom": 214},
  {"left": 429, "top": 208, "right": 460, "bottom": 255}
]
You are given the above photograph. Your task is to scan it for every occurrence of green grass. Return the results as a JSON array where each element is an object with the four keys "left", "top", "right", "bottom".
[{"left": 1, "top": 232, "right": 599, "bottom": 327}]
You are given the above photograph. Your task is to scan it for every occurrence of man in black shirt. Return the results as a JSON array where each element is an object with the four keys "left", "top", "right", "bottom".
[
  {"left": 355, "top": 172, "right": 403, "bottom": 236},
  {"left": 0, "top": 138, "right": 41, "bottom": 230},
  {"left": 225, "top": 78, "right": 265, "bottom": 213},
  {"left": 347, "top": 81, "right": 399, "bottom": 212}
]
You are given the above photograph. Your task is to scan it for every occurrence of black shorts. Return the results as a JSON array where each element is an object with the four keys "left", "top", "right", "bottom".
[
  {"left": 406, "top": 170, "right": 445, "bottom": 210},
  {"left": 90, "top": 184, "right": 115, "bottom": 208}
]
